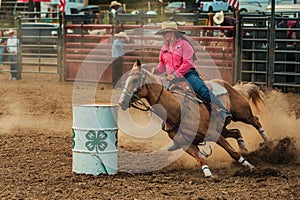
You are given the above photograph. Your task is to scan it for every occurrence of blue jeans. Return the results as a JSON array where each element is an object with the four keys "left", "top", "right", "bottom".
[
  {"left": 0, "top": 47, "right": 5, "bottom": 64},
  {"left": 184, "top": 69, "right": 227, "bottom": 110},
  {"left": 8, "top": 54, "right": 17, "bottom": 79}
]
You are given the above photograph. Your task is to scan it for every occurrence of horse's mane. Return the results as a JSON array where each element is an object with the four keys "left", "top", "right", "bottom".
[{"left": 233, "top": 81, "right": 265, "bottom": 111}]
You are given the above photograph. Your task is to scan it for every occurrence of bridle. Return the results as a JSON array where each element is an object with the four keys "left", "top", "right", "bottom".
[
  {"left": 122, "top": 70, "right": 146, "bottom": 100},
  {"left": 121, "top": 69, "right": 164, "bottom": 111}
]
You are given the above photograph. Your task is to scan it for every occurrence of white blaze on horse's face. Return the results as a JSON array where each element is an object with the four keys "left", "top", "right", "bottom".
[
  {"left": 123, "top": 73, "right": 134, "bottom": 93},
  {"left": 118, "top": 75, "right": 133, "bottom": 110},
  {"left": 119, "top": 67, "right": 146, "bottom": 110}
]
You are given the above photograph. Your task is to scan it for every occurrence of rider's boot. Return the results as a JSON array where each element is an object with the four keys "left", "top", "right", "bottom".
[
  {"left": 218, "top": 108, "right": 232, "bottom": 126},
  {"left": 167, "top": 142, "right": 181, "bottom": 151}
]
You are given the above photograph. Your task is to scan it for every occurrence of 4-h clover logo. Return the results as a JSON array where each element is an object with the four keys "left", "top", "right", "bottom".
[{"left": 85, "top": 130, "right": 108, "bottom": 152}]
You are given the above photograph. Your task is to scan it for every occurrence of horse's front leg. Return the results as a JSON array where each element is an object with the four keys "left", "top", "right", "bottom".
[
  {"left": 249, "top": 116, "right": 269, "bottom": 142},
  {"left": 235, "top": 108, "right": 269, "bottom": 142},
  {"left": 167, "top": 130, "right": 213, "bottom": 178},
  {"left": 184, "top": 144, "right": 213, "bottom": 178}
]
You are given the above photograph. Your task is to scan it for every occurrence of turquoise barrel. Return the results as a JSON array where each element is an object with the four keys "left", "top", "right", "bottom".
[{"left": 72, "top": 104, "right": 118, "bottom": 175}]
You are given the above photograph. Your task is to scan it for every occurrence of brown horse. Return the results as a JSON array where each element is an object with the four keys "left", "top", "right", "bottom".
[{"left": 119, "top": 60, "right": 268, "bottom": 177}]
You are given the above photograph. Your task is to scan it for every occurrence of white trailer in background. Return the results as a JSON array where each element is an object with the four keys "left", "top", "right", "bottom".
[{"left": 40, "top": 0, "right": 84, "bottom": 15}]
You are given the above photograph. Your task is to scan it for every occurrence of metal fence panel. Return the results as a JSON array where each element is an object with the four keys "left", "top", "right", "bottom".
[
  {"left": 238, "top": 13, "right": 300, "bottom": 93},
  {"left": 0, "top": 11, "right": 62, "bottom": 80}
]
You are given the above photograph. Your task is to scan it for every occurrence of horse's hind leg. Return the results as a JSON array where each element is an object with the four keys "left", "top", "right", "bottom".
[
  {"left": 233, "top": 100, "right": 269, "bottom": 142},
  {"left": 221, "top": 128, "right": 248, "bottom": 153},
  {"left": 207, "top": 131, "right": 255, "bottom": 171}
]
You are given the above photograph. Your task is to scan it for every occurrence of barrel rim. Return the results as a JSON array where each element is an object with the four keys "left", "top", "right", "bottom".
[
  {"left": 72, "top": 127, "right": 118, "bottom": 131},
  {"left": 72, "top": 103, "right": 118, "bottom": 107}
]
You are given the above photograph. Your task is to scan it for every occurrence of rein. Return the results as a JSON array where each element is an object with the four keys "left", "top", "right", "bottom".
[
  {"left": 131, "top": 78, "right": 164, "bottom": 112},
  {"left": 131, "top": 99, "right": 150, "bottom": 111}
]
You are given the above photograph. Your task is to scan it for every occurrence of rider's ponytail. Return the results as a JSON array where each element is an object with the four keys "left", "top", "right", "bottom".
[{"left": 175, "top": 32, "right": 197, "bottom": 61}]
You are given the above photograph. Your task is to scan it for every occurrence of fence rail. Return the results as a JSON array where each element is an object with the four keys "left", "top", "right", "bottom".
[
  {"left": 1, "top": 10, "right": 299, "bottom": 93},
  {"left": 64, "top": 22, "right": 235, "bottom": 84}
]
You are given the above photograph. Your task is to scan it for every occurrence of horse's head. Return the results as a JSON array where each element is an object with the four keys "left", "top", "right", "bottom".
[{"left": 119, "top": 60, "right": 150, "bottom": 110}]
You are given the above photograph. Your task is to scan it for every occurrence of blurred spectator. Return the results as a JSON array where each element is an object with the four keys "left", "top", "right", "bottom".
[
  {"left": 0, "top": 30, "right": 6, "bottom": 66},
  {"left": 112, "top": 32, "right": 128, "bottom": 58},
  {"left": 287, "top": 20, "right": 297, "bottom": 48},
  {"left": 109, "top": 1, "right": 125, "bottom": 24},
  {"left": 279, "top": 20, "right": 297, "bottom": 48},
  {"left": 6, "top": 29, "right": 18, "bottom": 80},
  {"left": 45, "top": 8, "right": 52, "bottom": 23},
  {"left": 111, "top": 32, "right": 129, "bottom": 87},
  {"left": 213, "top": 11, "right": 236, "bottom": 37}
]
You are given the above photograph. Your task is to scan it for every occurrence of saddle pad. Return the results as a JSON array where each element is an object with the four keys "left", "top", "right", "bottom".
[{"left": 207, "top": 81, "right": 227, "bottom": 96}]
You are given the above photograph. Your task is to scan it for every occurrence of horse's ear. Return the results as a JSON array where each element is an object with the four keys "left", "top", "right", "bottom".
[{"left": 133, "top": 59, "right": 142, "bottom": 70}]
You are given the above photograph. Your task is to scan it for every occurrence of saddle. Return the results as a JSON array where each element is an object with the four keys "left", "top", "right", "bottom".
[
  {"left": 167, "top": 78, "right": 210, "bottom": 112},
  {"left": 167, "top": 79, "right": 192, "bottom": 94},
  {"left": 167, "top": 78, "right": 228, "bottom": 112},
  {"left": 168, "top": 78, "right": 227, "bottom": 96}
]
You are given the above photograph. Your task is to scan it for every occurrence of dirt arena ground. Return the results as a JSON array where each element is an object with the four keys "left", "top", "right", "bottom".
[{"left": 0, "top": 73, "right": 299, "bottom": 200}]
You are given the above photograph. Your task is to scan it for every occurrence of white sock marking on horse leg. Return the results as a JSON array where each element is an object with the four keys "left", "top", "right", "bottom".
[
  {"left": 259, "top": 127, "right": 269, "bottom": 141},
  {"left": 202, "top": 165, "right": 212, "bottom": 177},
  {"left": 238, "top": 156, "right": 255, "bottom": 170},
  {"left": 237, "top": 137, "right": 247, "bottom": 149}
]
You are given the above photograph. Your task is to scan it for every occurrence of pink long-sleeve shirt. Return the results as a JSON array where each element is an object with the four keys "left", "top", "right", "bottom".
[{"left": 156, "top": 38, "right": 196, "bottom": 78}]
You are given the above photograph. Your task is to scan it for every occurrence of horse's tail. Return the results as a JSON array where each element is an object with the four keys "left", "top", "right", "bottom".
[{"left": 233, "top": 81, "right": 265, "bottom": 112}]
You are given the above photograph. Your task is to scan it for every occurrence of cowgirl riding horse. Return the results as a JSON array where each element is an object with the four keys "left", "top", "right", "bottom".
[{"left": 151, "top": 21, "right": 232, "bottom": 151}]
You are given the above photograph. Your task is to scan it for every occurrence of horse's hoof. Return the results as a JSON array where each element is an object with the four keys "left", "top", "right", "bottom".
[
  {"left": 204, "top": 175, "right": 213, "bottom": 183},
  {"left": 204, "top": 175, "right": 221, "bottom": 183},
  {"left": 249, "top": 166, "right": 256, "bottom": 172}
]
